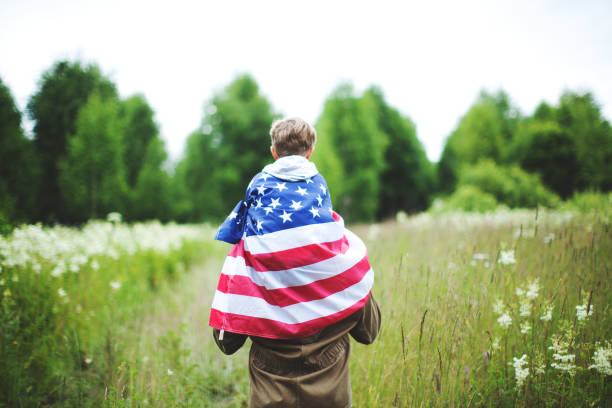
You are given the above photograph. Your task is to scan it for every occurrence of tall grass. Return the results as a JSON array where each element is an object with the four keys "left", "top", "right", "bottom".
[
  {"left": 2, "top": 207, "right": 610, "bottom": 406},
  {"left": 350, "top": 209, "right": 611, "bottom": 406}
]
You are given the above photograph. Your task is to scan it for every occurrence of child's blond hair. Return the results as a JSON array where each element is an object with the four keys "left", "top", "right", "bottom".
[{"left": 269, "top": 117, "right": 316, "bottom": 157}]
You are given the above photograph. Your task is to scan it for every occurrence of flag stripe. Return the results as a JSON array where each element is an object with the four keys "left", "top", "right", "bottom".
[
  {"left": 210, "top": 291, "right": 371, "bottom": 339},
  {"left": 230, "top": 235, "right": 350, "bottom": 271},
  {"left": 219, "top": 229, "right": 368, "bottom": 289},
  {"left": 216, "top": 254, "right": 370, "bottom": 307},
  {"left": 244, "top": 217, "right": 344, "bottom": 254},
  {"left": 211, "top": 268, "right": 374, "bottom": 324}
]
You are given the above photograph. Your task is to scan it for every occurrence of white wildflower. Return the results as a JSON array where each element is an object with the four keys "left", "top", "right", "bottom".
[
  {"left": 540, "top": 304, "right": 553, "bottom": 321},
  {"left": 512, "top": 354, "right": 529, "bottom": 388},
  {"left": 58, "top": 288, "right": 67, "bottom": 297},
  {"left": 69, "top": 263, "right": 79, "bottom": 273},
  {"left": 484, "top": 261, "right": 490, "bottom": 268},
  {"left": 109, "top": 281, "right": 121, "bottom": 291},
  {"left": 470, "top": 260, "right": 477, "bottom": 266},
  {"left": 493, "top": 298, "right": 506, "bottom": 315},
  {"left": 525, "top": 280, "right": 539, "bottom": 300},
  {"left": 491, "top": 337, "right": 500, "bottom": 350},
  {"left": 497, "top": 313, "right": 512, "bottom": 329},
  {"left": 85, "top": 357, "right": 93, "bottom": 365},
  {"left": 395, "top": 211, "right": 408, "bottom": 224},
  {"left": 543, "top": 232, "right": 555, "bottom": 244},
  {"left": 107, "top": 212, "right": 122, "bottom": 223},
  {"left": 51, "top": 262, "right": 66, "bottom": 278},
  {"left": 576, "top": 303, "right": 593, "bottom": 321},
  {"left": 472, "top": 253, "right": 489, "bottom": 260},
  {"left": 516, "top": 287, "right": 525, "bottom": 296},
  {"left": 520, "top": 322, "right": 531, "bottom": 334},
  {"left": 519, "top": 299, "right": 532, "bottom": 317},
  {"left": 535, "top": 361, "right": 546, "bottom": 375},
  {"left": 549, "top": 335, "right": 576, "bottom": 375},
  {"left": 0, "top": 279, "right": 4, "bottom": 285},
  {"left": 91, "top": 260, "right": 100, "bottom": 271},
  {"left": 32, "top": 263, "right": 41, "bottom": 274},
  {"left": 167, "top": 368, "right": 174, "bottom": 375},
  {"left": 498, "top": 250, "right": 516, "bottom": 265},
  {"left": 143, "top": 356, "right": 149, "bottom": 363},
  {"left": 589, "top": 344, "right": 612, "bottom": 376}
]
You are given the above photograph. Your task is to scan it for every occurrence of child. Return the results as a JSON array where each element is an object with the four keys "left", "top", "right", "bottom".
[{"left": 210, "top": 117, "right": 380, "bottom": 408}]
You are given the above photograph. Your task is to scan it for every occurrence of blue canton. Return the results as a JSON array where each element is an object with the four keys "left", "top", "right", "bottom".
[{"left": 215, "top": 172, "right": 334, "bottom": 244}]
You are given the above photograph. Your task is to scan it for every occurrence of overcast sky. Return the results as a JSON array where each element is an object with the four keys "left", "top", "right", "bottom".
[{"left": 1, "top": 0, "right": 611, "bottom": 163}]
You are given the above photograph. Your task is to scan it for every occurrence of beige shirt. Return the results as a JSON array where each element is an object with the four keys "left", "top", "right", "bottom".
[{"left": 213, "top": 294, "right": 381, "bottom": 408}]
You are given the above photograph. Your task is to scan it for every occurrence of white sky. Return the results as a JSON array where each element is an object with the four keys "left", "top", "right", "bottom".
[{"left": 1, "top": 0, "right": 611, "bottom": 163}]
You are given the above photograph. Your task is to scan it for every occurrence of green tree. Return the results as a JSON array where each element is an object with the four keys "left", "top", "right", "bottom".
[
  {"left": 0, "top": 78, "right": 39, "bottom": 225},
  {"left": 130, "top": 138, "right": 172, "bottom": 221},
  {"left": 27, "top": 60, "right": 116, "bottom": 222},
  {"left": 177, "top": 74, "right": 278, "bottom": 221},
  {"left": 363, "top": 87, "right": 434, "bottom": 217},
  {"left": 313, "top": 84, "right": 387, "bottom": 222},
  {"left": 510, "top": 119, "right": 579, "bottom": 199},
  {"left": 119, "top": 94, "right": 159, "bottom": 189},
  {"left": 556, "top": 91, "right": 612, "bottom": 191},
  {"left": 437, "top": 90, "right": 520, "bottom": 193},
  {"left": 58, "top": 91, "right": 126, "bottom": 221}
]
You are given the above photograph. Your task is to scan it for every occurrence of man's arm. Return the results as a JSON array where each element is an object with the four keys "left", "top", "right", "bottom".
[
  {"left": 213, "top": 329, "right": 248, "bottom": 355},
  {"left": 349, "top": 293, "right": 381, "bottom": 344}
]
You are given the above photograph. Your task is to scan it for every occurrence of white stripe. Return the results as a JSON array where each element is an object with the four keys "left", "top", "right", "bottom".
[
  {"left": 244, "top": 218, "right": 345, "bottom": 254},
  {"left": 222, "top": 229, "right": 367, "bottom": 289},
  {"left": 211, "top": 268, "right": 374, "bottom": 324}
]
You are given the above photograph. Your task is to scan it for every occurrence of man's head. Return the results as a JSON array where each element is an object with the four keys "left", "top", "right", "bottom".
[{"left": 269, "top": 117, "right": 316, "bottom": 159}]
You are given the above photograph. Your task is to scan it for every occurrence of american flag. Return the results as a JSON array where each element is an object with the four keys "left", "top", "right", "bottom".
[{"left": 209, "top": 171, "right": 374, "bottom": 339}]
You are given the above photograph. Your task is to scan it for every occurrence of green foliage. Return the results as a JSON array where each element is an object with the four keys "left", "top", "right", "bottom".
[
  {"left": 556, "top": 91, "right": 612, "bottom": 191},
  {"left": 510, "top": 119, "right": 579, "bottom": 199},
  {"left": 439, "top": 185, "right": 499, "bottom": 213},
  {"left": 314, "top": 84, "right": 388, "bottom": 222},
  {"left": 130, "top": 138, "right": 173, "bottom": 222},
  {"left": 58, "top": 91, "right": 127, "bottom": 221},
  {"left": 119, "top": 95, "right": 159, "bottom": 189},
  {"left": 561, "top": 191, "right": 612, "bottom": 214},
  {"left": 177, "top": 75, "right": 278, "bottom": 221},
  {"left": 0, "top": 77, "right": 39, "bottom": 224},
  {"left": 458, "top": 160, "right": 559, "bottom": 208},
  {"left": 364, "top": 87, "right": 434, "bottom": 217},
  {"left": 437, "top": 90, "right": 520, "bottom": 193},
  {"left": 27, "top": 60, "right": 117, "bottom": 223}
]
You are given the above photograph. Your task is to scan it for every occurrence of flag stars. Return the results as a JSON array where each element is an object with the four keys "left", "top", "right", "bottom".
[
  {"left": 261, "top": 173, "right": 270, "bottom": 181},
  {"left": 256, "top": 219, "right": 264, "bottom": 231},
  {"left": 290, "top": 200, "right": 303, "bottom": 211},
  {"left": 275, "top": 182, "right": 287, "bottom": 192},
  {"left": 256, "top": 185, "right": 267, "bottom": 195},
  {"left": 296, "top": 186, "right": 308, "bottom": 196},
  {"left": 263, "top": 206, "right": 273, "bottom": 215},
  {"left": 316, "top": 195, "right": 323, "bottom": 206},
  {"left": 309, "top": 207, "right": 320, "bottom": 218},
  {"left": 279, "top": 210, "right": 293, "bottom": 223},
  {"left": 254, "top": 198, "right": 263, "bottom": 209},
  {"left": 319, "top": 184, "right": 327, "bottom": 194},
  {"left": 305, "top": 178, "right": 314, "bottom": 184},
  {"left": 269, "top": 197, "right": 281, "bottom": 209},
  {"left": 229, "top": 211, "right": 238, "bottom": 220}
]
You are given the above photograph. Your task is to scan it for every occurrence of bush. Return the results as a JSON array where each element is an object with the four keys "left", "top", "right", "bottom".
[
  {"left": 561, "top": 191, "right": 612, "bottom": 214},
  {"left": 458, "top": 160, "right": 560, "bottom": 208},
  {"left": 438, "top": 185, "right": 499, "bottom": 213}
]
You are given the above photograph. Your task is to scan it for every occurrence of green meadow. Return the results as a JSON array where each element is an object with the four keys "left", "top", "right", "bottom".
[{"left": 1, "top": 206, "right": 610, "bottom": 407}]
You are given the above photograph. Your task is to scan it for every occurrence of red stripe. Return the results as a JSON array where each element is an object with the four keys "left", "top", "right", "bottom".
[
  {"left": 216, "top": 255, "right": 370, "bottom": 307},
  {"left": 332, "top": 211, "right": 341, "bottom": 222},
  {"left": 209, "top": 291, "right": 371, "bottom": 339},
  {"left": 228, "top": 235, "right": 350, "bottom": 271}
]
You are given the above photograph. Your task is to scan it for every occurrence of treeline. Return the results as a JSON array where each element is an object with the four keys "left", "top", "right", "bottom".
[{"left": 1, "top": 59, "right": 611, "bottom": 226}]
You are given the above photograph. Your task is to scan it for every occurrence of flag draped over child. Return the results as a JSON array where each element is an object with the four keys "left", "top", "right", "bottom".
[{"left": 209, "top": 168, "right": 374, "bottom": 339}]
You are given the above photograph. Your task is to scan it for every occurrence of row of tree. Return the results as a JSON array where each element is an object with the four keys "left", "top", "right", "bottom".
[{"left": 1, "top": 59, "right": 611, "bottom": 226}]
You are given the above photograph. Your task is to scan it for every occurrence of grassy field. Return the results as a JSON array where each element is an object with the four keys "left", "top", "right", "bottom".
[{"left": 1, "top": 208, "right": 611, "bottom": 407}]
